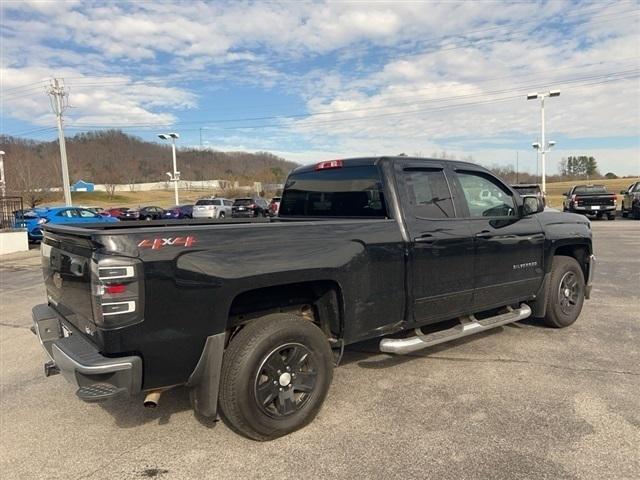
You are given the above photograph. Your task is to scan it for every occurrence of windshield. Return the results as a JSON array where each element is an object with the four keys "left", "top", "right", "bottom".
[
  {"left": 574, "top": 185, "right": 608, "bottom": 194},
  {"left": 234, "top": 199, "right": 254, "bottom": 206}
]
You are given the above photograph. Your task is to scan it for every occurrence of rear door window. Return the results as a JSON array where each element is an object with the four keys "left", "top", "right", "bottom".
[
  {"left": 280, "top": 165, "right": 387, "bottom": 217},
  {"left": 402, "top": 168, "right": 455, "bottom": 219}
]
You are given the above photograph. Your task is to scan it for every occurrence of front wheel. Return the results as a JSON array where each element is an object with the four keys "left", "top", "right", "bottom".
[
  {"left": 219, "top": 314, "right": 334, "bottom": 441},
  {"left": 542, "top": 256, "right": 585, "bottom": 328}
]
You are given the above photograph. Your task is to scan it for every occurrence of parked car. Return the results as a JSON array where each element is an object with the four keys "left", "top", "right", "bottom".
[
  {"left": 620, "top": 181, "right": 640, "bottom": 219},
  {"left": 18, "top": 206, "right": 118, "bottom": 241},
  {"left": 163, "top": 204, "right": 194, "bottom": 220},
  {"left": 118, "top": 208, "right": 140, "bottom": 220},
  {"left": 562, "top": 185, "right": 616, "bottom": 220},
  {"left": 511, "top": 184, "right": 546, "bottom": 206},
  {"left": 104, "top": 207, "right": 128, "bottom": 218},
  {"left": 192, "top": 198, "right": 232, "bottom": 219},
  {"left": 268, "top": 196, "right": 281, "bottom": 216},
  {"left": 139, "top": 206, "right": 165, "bottom": 221},
  {"left": 78, "top": 206, "right": 108, "bottom": 216},
  {"left": 31, "top": 156, "right": 594, "bottom": 441},
  {"left": 232, "top": 197, "right": 269, "bottom": 217}
]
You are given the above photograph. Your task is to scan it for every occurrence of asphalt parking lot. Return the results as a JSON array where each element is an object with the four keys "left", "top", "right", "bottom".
[{"left": 1, "top": 219, "right": 638, "bottom": 480}]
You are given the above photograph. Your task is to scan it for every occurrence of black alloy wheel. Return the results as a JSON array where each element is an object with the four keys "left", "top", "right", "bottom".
[
  {"left": 219, "top": 313, "right": 333, "bottom": 441},
  {"left": 542, "top": 256, "right": 585, "bottom": 328},
  {"left": 557, "top": 271, "right": 580, "bottom": 316},
  {"left": 254, "top": 343, "right": 318, "bottom": 418}
]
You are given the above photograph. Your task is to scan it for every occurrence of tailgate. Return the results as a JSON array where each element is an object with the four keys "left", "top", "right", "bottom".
[
  {"left": 41, "top": 227, "right": 145, "bottom": 338},
  {"left": 41, "top": 232, "right": 96, "bottom": 336},
  {"left": 577, "top": 195, "right": 615, "bottom": 207}
]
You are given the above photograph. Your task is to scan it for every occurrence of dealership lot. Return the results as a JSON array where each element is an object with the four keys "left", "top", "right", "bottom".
[{"left": 0, "top": 220, "right": 638, "bottom": 479}]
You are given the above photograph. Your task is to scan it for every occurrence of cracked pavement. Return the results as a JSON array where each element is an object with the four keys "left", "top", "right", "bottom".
[{"left": 0, "top": 220, "right": 638, "bottom": 479}]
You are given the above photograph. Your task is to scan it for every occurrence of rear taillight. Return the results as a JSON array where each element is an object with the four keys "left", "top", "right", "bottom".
[
  {"left": 91, "top": 256, "right": 144, "bottom": 329},
  {"left": 249, "top": 204, "right": 256, "bottom": 209}
]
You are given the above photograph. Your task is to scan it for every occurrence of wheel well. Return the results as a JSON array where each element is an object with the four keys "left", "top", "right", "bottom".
[
  {"left": 554, "top": 244, "right": 589, "bottom": 278},
  {"left": 227, "top": 281, "right": 343, "bottom": 340}
]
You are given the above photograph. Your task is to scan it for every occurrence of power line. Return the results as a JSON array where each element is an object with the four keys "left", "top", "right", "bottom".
[{"left": 63, "top": 68, "right": 639, "bottom": 130}]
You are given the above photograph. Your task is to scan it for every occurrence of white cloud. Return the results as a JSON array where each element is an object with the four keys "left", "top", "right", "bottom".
[{"left": 1, "top": 0, "right": 638, "bottom": 175}]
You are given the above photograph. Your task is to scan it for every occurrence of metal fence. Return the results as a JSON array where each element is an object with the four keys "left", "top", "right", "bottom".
[{"left": 0, "top": 196, "right": 24, "bottom": 230}]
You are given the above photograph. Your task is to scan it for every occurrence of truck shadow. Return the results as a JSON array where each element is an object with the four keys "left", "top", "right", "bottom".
[
  {"left": 98, "top": 322, "right": 541, "bottom": 428},
  {"left": 99, "top": 386, "right": 219, "bottom": 430},
  {"left": 343, "top": 325, "right": 525, "bottom": 370}
]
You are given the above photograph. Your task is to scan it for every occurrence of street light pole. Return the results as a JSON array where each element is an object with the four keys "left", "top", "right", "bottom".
[
  {"left": 527, "top": 90, "right": 560, "bottom": 195},
  {"left": 158, "top": 133, "right": 180, "bottom": 205},
  {"left": 0, "top": 150, "right": 6, "bottom": 197},
  {"left": 170, "top": 136, "right": 179, "bottom": 206}
]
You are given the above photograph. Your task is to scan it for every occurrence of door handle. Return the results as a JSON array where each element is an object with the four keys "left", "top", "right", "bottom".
[
  {"left": 414, "top": 234, "right": 436, "bottom": 244},
  {"left": 475, "top": 230, "right": 492, "bottom": 239}
]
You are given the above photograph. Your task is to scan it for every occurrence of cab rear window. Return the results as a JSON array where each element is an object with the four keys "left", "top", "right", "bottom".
[{"left": 280, "top": 165, "right": 387, "bottom": 218}]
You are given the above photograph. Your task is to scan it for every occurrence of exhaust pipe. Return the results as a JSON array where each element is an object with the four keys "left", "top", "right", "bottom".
[{"left": 144, "top": 390, "right": 162, "bottom": 408}]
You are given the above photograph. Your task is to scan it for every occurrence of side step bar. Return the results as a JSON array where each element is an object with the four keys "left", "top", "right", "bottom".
[{"left": 379, "top": 304, "right": 532, "bottom": 355}]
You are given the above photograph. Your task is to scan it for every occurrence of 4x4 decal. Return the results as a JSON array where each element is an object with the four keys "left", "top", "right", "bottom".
[{"left": 138, "top": 236, "right": 196, "bottom": 250}]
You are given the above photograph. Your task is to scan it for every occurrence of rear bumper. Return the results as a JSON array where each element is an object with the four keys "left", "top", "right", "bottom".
[
  {"left": 585, "top": 254, "right": 596, "bottom": 299},
  {"left": 571, "top": 206, "right": 615, "bottom": 212},
  {"left": 31, "top": 304, "right": 142, "bottom": 402}
]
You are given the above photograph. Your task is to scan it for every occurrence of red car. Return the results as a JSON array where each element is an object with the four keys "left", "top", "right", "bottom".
[{"left": 104, "top": 207, "right": 128, "bottom": 218}]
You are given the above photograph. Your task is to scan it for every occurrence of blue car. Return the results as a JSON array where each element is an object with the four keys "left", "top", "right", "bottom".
[{"left": 16, "top": 206, "right": 119, "bottom": 242}]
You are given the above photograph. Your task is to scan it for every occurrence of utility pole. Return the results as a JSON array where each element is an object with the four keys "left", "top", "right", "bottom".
[
  {"left": 527, "top": 90, "right": 560, "bottom": 195},
  {"left": 47, "top": 79, "right": 72, "bottom": 206}
]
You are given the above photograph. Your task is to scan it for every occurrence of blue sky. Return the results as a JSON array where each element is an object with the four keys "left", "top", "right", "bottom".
[{"left": 1, "top": 0, "right": 639, "bottom": 175}]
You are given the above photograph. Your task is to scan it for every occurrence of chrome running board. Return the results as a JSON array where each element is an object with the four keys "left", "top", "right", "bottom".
[{"left": 379, "top": 304, "right": 532, "bottom": 355}]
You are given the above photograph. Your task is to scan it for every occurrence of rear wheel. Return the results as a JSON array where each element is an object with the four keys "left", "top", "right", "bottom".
[
  {"left": 542, "top": 256, "right": 585, "bottom": 328},
  {"left": 219, "top": 211, "right": 225, "bottom": 219},
  {"left": 622, "top": 202, "right": 628, "bottom": 217},
  {"left": 219, "top": 314, "right": 333, "bottom": 441}
]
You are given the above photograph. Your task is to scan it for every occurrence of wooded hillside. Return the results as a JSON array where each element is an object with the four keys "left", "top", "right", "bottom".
[{"left": 0, "top": 130, "right": 298, "bottom": 197}]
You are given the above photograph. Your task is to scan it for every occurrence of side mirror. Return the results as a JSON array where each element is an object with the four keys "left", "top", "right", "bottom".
[
  {"left": 522, "top": 195, "right": 544, "bottom": 215},
  {"left": 562, "top": 191, "right": 569, "bottom": 196},
  {"left": 620, "top": 190, "right": 627, "bottom": 194}
]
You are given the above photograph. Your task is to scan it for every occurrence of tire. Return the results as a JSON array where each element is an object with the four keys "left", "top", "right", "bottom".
[
  {"left": 219, "top": 211, "right": 225, "bottom": 219},
  {"left": 633, "top": 205, "right": 640, "bottom": 219},
  {"left": 621, "top": 203, "right": 628, "bottom": 217},
  {"left": 607, "top": 213, "right": 615, "bottom": 220},
  {"left": 219, "top": 314, "right": 334, "bottom": 441},
  {"left": 542, "top": 256, "right": 585, "bottom": 328}
]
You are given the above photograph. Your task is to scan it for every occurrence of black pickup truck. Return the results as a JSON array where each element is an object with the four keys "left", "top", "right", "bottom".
[
  {"left": 563, "top": 184, "right": 617, "bottom": 220},
  {"left": 32, "top": 156, "right": 595, "bottom": 440}
]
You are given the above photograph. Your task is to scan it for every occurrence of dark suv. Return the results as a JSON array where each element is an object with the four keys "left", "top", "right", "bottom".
[{"left": 232, "top": 197, "right": 269, "bottom": 217}]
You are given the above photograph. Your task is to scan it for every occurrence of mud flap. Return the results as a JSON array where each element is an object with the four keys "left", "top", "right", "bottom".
[{"left": 186, "top": 332, "right": 226, "bottom": 418}]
